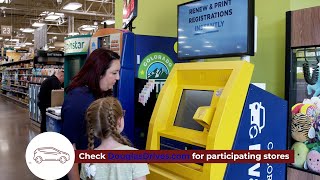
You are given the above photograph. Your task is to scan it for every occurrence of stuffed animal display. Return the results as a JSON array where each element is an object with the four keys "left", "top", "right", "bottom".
[
  {"left": 307, "top": 71, "right": 320, "bottom": 97},
  {"left": 291, "top": 142, "right": 309, "bottom": 168},
  {"left": 306, "top": 149, "right": 320, "bottom": 173},
  {"left": 291, "top": 97, "right": 320, "bottom": 173},
  {"left": 291, "top": 113, "right": 312, "bottom": 142}
]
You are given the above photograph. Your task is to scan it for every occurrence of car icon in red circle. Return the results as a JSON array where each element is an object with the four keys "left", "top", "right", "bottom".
[{"left": 33, "top": 147, "right": 70, "bottom": 164}]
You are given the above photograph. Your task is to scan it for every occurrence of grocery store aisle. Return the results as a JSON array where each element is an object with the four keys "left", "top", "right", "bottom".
[{"left": 0, "top": 96, "right": 39, "bottom": 179}]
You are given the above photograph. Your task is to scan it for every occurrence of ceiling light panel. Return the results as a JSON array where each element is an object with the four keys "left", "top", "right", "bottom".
[
  {"left": 63, "top": 2, "right": 82, "bottom": 10},
  {"left": 9, "top": 39, "right": 19, "bottom": 42},
  {"left": 101, "top": 20, "right": 115, "bottom": 25},
  {"left": 43, "top": 12, "right": 64, "bottom": 21},
  {"left": 32, "top": 22, "right": 46, "bottom": 27},
  {"left": 68, "top": 32, "right": 79, "bottom": 36},
  {"left": 22, "top": 28, "right": 34, "bottom": 33},
  {"left": 45, "top": 15, "right": 61, "bottom": 20},
  {"left": 79, "top": 25, "right": 97, "bottom": 31},
  {"left": 0, "top": 0, "right": 11, "bottom": 3}
]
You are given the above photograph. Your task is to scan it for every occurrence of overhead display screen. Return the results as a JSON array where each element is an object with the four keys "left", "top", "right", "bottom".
[{"left": 178, "top": 0, "right": 254, "bottom": 60}]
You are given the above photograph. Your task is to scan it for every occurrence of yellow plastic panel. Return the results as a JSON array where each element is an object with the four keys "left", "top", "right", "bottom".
[
  {"left": 193, "top": 106, "right": 214, "bottom": 129},
  {"left": 146, "top": 61, "right": 254, "bottom": 180}
]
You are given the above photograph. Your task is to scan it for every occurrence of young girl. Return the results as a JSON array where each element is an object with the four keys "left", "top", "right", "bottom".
[{"left": 80, "top": 97, "right": 150, "bottom": 180}]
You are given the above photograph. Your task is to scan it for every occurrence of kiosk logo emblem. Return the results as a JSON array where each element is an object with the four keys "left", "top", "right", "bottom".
[
  {"left": 248, "top": 102, "right": 274, "bottom": 179},
  {"left": 138, "top": 52, "right": 174, "bottom": 93},
  {"left": 249, "top": 102, "right": 266, "bottom": 139}
]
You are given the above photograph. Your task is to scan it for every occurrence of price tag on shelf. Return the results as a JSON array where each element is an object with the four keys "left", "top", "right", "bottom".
[
  {"left": 295, "top": 51, "right": 304, "bottom": 58},
  {"left": 306, "top": 51, "right": 316, "bottom": 57}
]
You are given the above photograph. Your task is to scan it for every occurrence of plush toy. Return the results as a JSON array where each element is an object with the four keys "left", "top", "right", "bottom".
[
  {"left": 306, "top": 149, "right": 320, "bottom": 173},
  {"left": 307, "top": 69, "right": 320, "bottom": 97},
  {"left": 303, "top": 97, "right": 320, "bottom": 107},
  {"left": 316, "top": 117, "right": 320, "bottom": 140},
  {"left": 310, "top": 97, "right": 320, "bottom": 110},
  {"left": 300, "top": 104, "right": 317, "bottom": 118},
  {"left": 291, "top": 142, "right": 309, "bottom": 168},
  {"left": 291, "top": 113, "right": 312, "bottom": 142},
  {"left": 292, "top": 103, "right": 304, "bottom": 115}
]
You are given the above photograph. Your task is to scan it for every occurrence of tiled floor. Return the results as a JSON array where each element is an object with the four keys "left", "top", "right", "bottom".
[{"left": 0, "top": 96, "right": 39, "bottom": 180}]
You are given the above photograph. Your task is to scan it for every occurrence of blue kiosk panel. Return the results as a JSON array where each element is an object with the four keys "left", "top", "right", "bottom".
[
  {"left": 135, "top": 35, "right": 178, "bottom": 77},
  {"left": 116, "top": 32, "right": 135, "bottom": 141},
  {"left": 117, "top": 68, "right": 135, "bottom": 139},
  {"left": 224, "top": 84, "right": 287, "bottom": 180},
  {"left": 121, "top": 32, "right": 135, "bottom": 69}
]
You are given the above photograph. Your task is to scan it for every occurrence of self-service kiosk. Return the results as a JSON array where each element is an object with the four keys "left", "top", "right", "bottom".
[
  {"left": 64, "top": 34, "right": 91, "bottom": 87},
  {"left": 146, "top": 61, "right": 287, "bottom": 180},
  {"left": 89, "top": 28, "right": 178, "bottom": 148}
]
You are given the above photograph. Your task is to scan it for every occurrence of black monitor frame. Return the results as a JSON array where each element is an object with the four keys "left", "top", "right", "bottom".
[{"left": 177, "top": 0, "right": 255, "bottom": 60}]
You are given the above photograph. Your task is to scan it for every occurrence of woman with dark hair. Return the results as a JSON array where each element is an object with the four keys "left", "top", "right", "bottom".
[{"left": 61, "top": 48, "right": 121, "bottom": 180}]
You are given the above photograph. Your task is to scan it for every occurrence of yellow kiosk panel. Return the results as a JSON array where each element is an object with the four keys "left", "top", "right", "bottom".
[{"left": 146, "top": 61, "right": 254, "bottom": 180}]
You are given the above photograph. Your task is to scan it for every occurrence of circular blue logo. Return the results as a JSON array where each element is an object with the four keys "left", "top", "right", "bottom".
[{"left": 147, "top": 62, "right": 169, "bottom": 79}]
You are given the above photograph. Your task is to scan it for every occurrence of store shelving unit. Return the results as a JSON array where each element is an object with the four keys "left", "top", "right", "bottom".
[
  {"left": 29, "top": 50, "right": 64, "bottom": 128},
  {"left": 29, "top": 68, "right": 61, "bottom": 126},
  {"left": 0, "top": 66, "right": 3, "bottom": 91},
  {"left": 0, "top": 59, "right": 33, "bottom": 107}
]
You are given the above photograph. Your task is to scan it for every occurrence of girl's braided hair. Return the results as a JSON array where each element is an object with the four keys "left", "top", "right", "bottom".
[
  {"left": 86, "top": 97, "right": 131, "bottom": 150},
  {"left": 85, "top": 97, "right": 131, "bottom": 180}
]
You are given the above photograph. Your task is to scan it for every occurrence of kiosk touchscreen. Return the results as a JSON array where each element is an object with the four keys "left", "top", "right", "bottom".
[
  {"left": 146, "top": 61, "right": 287, "bottom": 180},
  {"left": 173, "top": 90, "right": 213, "bottom": 132}
]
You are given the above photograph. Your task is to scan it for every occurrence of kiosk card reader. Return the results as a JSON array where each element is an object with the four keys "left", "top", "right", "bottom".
[{"left": 146, "top": 61, "right": 287, "bottom": 180}]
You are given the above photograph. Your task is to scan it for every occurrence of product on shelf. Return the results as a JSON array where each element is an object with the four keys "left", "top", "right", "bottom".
[
  {"left": 306, "top": 150, "right": 320, "bottom": 173},
  {"left": 291, "top": 142, "right": 309, "bottom": 168},
  {"left": 290, "top": 97, "right": 320, "bottom": 173},
  {"left": 0, "top": 60, "right": 33, "bottom": 107},
  {"left": 30, "top": 65, "right": 63, "bottom": 84}
]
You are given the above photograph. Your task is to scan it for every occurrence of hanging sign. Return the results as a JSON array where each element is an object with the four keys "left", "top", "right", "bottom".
[
  {"left": 123, "top": 0, "right": 138, "bottom": 28},
  {"left": 64, "top": 35, "right": 91, "bottom": 55},
  {"left": 1, "top": 25, "right": 12, "bottom": 36}
]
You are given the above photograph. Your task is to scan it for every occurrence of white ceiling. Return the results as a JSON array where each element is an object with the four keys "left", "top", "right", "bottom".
[{"left": 0, "top": 0, "right": 115, "bottom": 50}]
